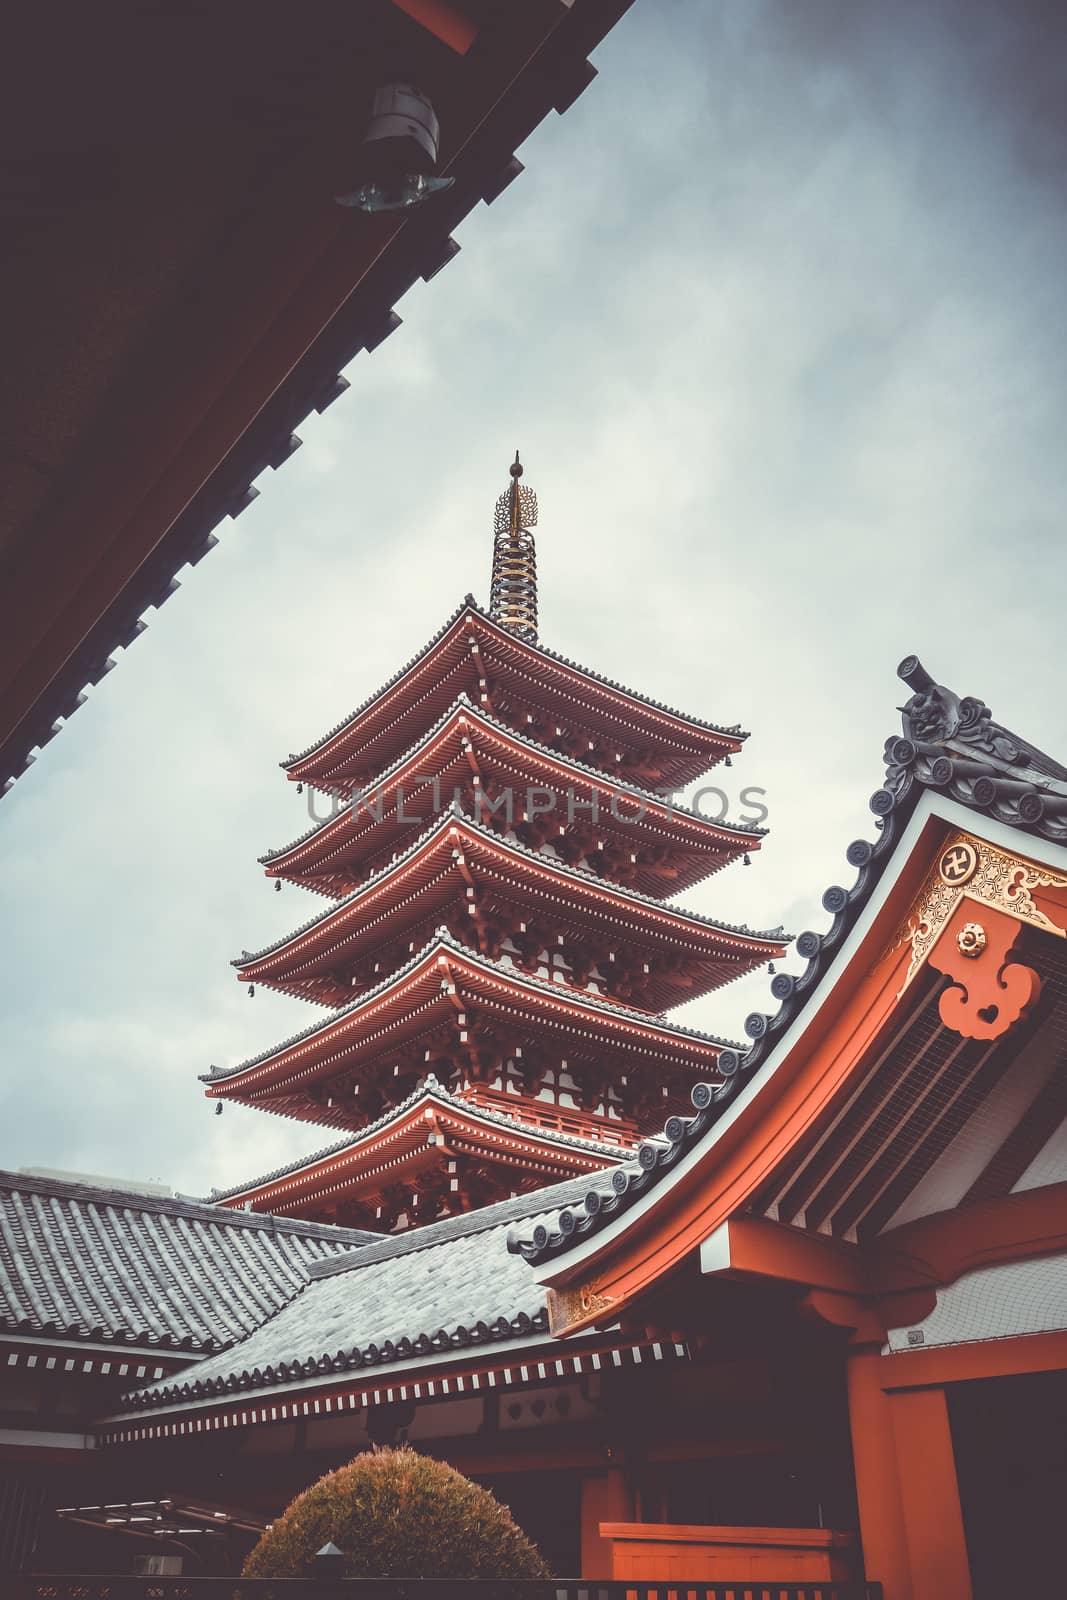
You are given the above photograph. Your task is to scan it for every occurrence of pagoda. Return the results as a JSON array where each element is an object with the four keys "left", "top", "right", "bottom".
[{"left": 206, "top": 458, "right": 786, "bottom": 1229}]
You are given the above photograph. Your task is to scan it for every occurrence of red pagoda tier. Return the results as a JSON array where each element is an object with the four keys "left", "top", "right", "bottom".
[
  {"left": 205, "top": 931, "right": 745, "bottom": 1132},
  {"left": 261, "top": 696, "right": 759, "bottom": 900},
  {"left": 209, "top": 1074, "right": 631, "bottom": 1230},
  {"left": 237, "top": 812, "right": 783, "bottom": 1010},
  {"left": 209, "top": 460, "right": 787, "bottom": 1228},
  {"left": 282, "top": 598, "right": 746, "bottom": 799}
]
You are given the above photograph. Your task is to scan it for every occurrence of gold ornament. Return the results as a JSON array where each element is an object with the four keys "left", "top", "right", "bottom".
[
  {"left": 886, "top": 831, "right": 1067, "bottom": 991},
  {"left": 957, "top": 922, "right": 986, "bottom": 958},
  {"left": 547, "top": 1279, "right": 615, "bottom": 1335}
]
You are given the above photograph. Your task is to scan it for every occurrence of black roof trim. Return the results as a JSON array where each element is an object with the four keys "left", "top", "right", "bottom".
[{"left": 122, "top": 1305, "right": 557, "bottom": 1413}]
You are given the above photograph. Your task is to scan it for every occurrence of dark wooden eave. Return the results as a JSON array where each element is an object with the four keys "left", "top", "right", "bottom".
[{"left": 0, "top": 0, "right": 633, "bottom": 798}]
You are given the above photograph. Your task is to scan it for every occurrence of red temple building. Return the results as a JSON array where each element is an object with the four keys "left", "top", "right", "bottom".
[{"left": 203, "top": 460, "right": 786, "bottom": 1228}]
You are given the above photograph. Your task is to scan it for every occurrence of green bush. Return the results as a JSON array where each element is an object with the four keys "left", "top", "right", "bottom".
[{"left": 242, "top": 1446, "right": 550, "bottom": 1579}]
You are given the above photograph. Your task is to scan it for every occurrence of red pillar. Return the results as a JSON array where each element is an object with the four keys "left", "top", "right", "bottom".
[
  {"left": 891, "top": 1387, "right": 973, "bottom": 1600},
  {"left": 848, "top": 1351, "right": 912, "bottom": 1600},
  {"left": 581, "top": 1467, "right": 633, "bottom": 1578},
  {"left": 847, "top": 1351, "right": 973, "bottom": 1600}
]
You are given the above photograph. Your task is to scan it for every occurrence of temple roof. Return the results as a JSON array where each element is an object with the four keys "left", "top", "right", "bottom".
[
  {"left": 111, "top": 1173, "right": 603, "bottom": 1417},
  {"left": 237, "top": 809, "right": 786, "bottom": 1008},
  {"left": 508, "top": 655, "right": 1067, "bottom": 1265},
  {"left": 281, "top": 599, "right": 746, "bottom": 793},
  {"left": 203, "top": 929, "right": 742, "bottom": 1112},
  {"left": 208, "top": 1076, "right": 629, "bottom": 1209},
  {"left": 263, "top": 696, "right": 762, "bottom": 899},
  {"left": 0, "top": 1168, "right": 372, "bottom": 1355}
]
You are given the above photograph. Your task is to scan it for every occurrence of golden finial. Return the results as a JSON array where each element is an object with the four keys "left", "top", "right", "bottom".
[{"left": 489, "top": 451, "right": 539, "bottom": 642}]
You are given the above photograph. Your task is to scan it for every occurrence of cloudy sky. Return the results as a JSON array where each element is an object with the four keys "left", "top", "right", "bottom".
[{"left": 2, "top": 0, "right": 1065, "bottom": 1197}]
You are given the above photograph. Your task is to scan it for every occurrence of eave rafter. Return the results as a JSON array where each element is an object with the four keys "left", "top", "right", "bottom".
[
  {"left": 219, "top": 1094, "right": 623, "bottom": 1227},
  {"left": 519, "top": 821, "right": 1067, "bottom": 1340}
]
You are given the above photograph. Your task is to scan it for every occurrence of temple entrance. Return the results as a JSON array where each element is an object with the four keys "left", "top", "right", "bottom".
[
  {"left": 478, "top": 1468, "right": 582, "bottom": 1576},
  {"left": 950, "top": 1368, "right": 1067, "bottom": 1595}
]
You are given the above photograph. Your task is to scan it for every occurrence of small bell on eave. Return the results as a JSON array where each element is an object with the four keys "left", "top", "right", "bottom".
[
  {"left": 248, "top": 984, "right": 255, "bottom": 998},
  {"left": 274, "top": 880, "right": 282, "bottom": 892},
  {"left": 215, "top": 1102, "right": 223, "bottom": 1117},
  {"left": 296, "top": 782, "right": 303, "bottom": 794},
  {"left": 743, "top": 854, "right": 752, "bottom": 866}
]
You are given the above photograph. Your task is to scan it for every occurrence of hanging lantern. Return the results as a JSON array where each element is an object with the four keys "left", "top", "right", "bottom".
[{"left": 335, "top": 85, "right": 454, "bottom": 213}]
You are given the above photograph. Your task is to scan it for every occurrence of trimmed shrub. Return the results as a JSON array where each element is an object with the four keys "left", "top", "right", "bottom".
[{"left": 242, "top": 1446, "right": 550, "bottom": 1579}]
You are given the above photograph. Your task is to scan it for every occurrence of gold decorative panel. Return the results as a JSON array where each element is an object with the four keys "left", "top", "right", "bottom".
[{"left": 887, "top": 831, "right": 1067, "bottom": 992}]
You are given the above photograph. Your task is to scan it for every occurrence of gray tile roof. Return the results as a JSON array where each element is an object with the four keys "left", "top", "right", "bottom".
[
  {"left": 207, "top": 1076, "right": 628, "bottom": 1203},
  {"left": 118, "top": 1175, "right": 598, "bottom": 1414},
  {"left": 508, "top": 654, "right": 1067, "bottom": 1265},
  {"left": 0, "top": 1169, "right": 374, "bottom": 1353}
]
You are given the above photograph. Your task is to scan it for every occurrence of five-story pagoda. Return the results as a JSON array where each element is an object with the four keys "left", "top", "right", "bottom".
[{"left": 206, "top": 460, "right": 785, "bottom": 1230}]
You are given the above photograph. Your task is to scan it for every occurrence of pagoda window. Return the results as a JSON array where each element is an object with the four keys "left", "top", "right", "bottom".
[{"left": 556, "top": 1067, "right": 580, "bottom": 1110}]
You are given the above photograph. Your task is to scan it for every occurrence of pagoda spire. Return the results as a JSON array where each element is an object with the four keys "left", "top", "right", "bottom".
[{"left": 489, "top": 451, "right": 538, "bottom": 642}]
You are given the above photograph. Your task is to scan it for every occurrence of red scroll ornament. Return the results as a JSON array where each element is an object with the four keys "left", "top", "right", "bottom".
[{"left": 926, "top": 900, "right": 1041, "bottom": 1041}]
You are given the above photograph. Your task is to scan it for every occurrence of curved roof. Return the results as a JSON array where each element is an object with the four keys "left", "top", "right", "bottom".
[
  {"left": 112, "top": 1173, "right": 600, "bottom": 1416},
  {"left": 508, "top": 654, "right": 1067, "bottom": 1266},
  {"left": 263, "top": 694, "right": 764, "bottom": 876},
  {"left": 283, "top": 598, "right": 746, "bottom": 782},
  {"left": 203, "top": 927, "right": 743, "bottom": 1091},
  {"left": 208, "top": 1075, "right": 629, "bottom": 1205},
  {"left": 237, "top": 808, "right": 786, "bottom": 989}
]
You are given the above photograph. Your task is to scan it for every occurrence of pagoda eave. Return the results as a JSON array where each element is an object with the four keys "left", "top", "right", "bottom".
[
  {"left": 237, "top": 813, "right": 786, "bottom": 1011},
  {"left": 282, "top": 603, "right": 746, "bottom": 795},
  {"left": 205, "top": 938, "right": 735, "bottom": 1130},
  {"left": 212, "top": 1084, "right": 625, "bottom": 1227},
  {"left": 262, "top": 700, "right": 762, "bottom": 899}
]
